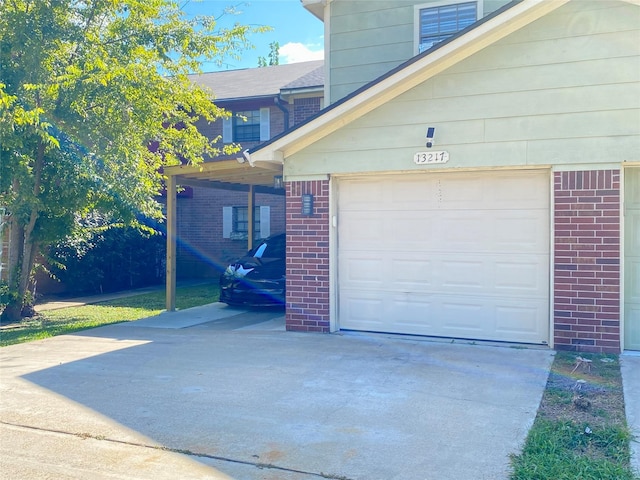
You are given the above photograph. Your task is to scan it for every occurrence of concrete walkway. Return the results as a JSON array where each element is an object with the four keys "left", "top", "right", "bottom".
[
  {"left": 621, "top": 353, "right": 640, "bottom": 477},
  {"left": 0, "top": 305, "right": 554, "bottom": 480}
]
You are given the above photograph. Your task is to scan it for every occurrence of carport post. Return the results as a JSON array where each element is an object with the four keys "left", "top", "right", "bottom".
[
  {"left": 247, "top": 185, "right": 255, "bottom": 250},
  {"left": 166, "top": 174, "right": 177, "bottom": 311}
]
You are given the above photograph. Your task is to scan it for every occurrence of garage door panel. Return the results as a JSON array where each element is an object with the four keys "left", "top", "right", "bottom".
[
  {"left": 342, "top": 256, "right": 385, "bottom": 286},
  {"left": 493, "top": 173, "right": 548, "bottom": 208},
  {"left": 339, "top": 212, "right": 386, "bottom": 245},
  {"left": 494, "top": 259, "right": 548, "bottom": 293},
  {"left": 340, "top": 180, "right": 386, "bottom": 207},
  {"left": 440, "top": 260, "right": 485, "bottom": 289},
  {"left": 493, "top": 214, "right": 549, "bottom": 252},
  {"left": 338, "top": 171, "right": 550, "bottom": 344},
  {"left": 441, "top": 216, "right": 489, "bottom": 249},
  {"left": 388, "top": 294, "right": 437, "bottom": 330},
  {"left": 341, "top": 293, "right": 385, "bottom": 329},
  {"left": 391, "top": 259, "right": 433, "bottom": 288},
  {"left": 390, "top": 178, "right": 440, "bottom": 207}
]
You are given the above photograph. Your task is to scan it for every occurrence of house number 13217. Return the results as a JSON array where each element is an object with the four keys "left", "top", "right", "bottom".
[{"left": 413, "top": 151, "right": 449, "bottom": 164}]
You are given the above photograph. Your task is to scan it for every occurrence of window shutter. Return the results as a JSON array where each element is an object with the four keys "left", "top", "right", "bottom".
[
  {"left": 260, "top": 206, "right": 270, "bottom": 238},
  {"left": 259, "top": 108, "right": 270, "bottom": 141},
  {"left": 222, "top": 206, "right": 232, "bottom": 238},
  {"left": 222, "top": 117, "right": 232, "bottom": 143}
]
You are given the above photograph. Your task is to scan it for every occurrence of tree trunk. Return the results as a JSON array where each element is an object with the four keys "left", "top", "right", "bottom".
[
  {"left": 1, "top": 214, "right": 25, "bottom": 323},
  {"left": 0, "top": 141, "right": 44, "bottom": 324}
]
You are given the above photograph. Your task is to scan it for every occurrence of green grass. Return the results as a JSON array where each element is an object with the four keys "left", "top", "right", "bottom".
[
  {"left": 511, "top": 352, "right": 638, "bottom": 480},
  {"left": 0, "top": 283, "right": 217, "bottom": 347},
  {"left": 511, "top": 419, "right": 634, "bottom": 480}
]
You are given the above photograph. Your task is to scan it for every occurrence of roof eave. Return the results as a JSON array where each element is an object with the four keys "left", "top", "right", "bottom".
[
  {"left": 280, "top": 85, "right": 324, "bottom": 97},
  {"left": 301, "top": 0, "right": 328, "bottom": 21},
  {"left": 250, "top": 0, "right": 570, "bottom": 163}
]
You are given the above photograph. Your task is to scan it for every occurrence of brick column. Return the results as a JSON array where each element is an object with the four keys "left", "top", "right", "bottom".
[
  {"left": 285, "top": 180, "right": 330, "bottom": 332},
  {"left": 553, "top": 170, "right": 621, "bottom": 353}
]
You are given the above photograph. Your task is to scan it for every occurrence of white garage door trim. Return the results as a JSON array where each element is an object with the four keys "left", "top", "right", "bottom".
[
  {"left": 336, "top": 169, "right": 550, "bottom": 344},
  {"left": 625, "top": 167, "right": 640, "bottom": 351}
]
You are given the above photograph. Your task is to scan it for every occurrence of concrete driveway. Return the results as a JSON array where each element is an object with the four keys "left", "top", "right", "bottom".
[{"left": 0, "top": 304, "right": 554, "bottom": 480}]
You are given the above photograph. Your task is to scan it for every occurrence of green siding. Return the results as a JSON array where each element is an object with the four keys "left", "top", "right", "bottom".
[
  {"left": 328, "top": 0, "right": 511, "bottom": 103},
  {"left": 288, "top": 1, "right": 640, "bottom": 177}
]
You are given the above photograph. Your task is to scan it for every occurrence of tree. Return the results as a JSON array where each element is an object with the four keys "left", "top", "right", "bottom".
[
  {"left": 0, "top": 0, "right": 263, "bottom": 322},
  {"left": 258, "top": 41, "right": 280, "bottom": 67}
]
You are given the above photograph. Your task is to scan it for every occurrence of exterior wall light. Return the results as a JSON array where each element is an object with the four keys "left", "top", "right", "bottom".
[
  {"left": 273, "top": 175, "right": 284, "bottom": 189},
  {"left": 301, "top": 194, "right": 314, "bottom": 216}
]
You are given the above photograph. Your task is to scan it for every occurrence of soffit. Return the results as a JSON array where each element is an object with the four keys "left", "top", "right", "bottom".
[{"left": 164, "top": 159, "right": 283, "bottom": 192}]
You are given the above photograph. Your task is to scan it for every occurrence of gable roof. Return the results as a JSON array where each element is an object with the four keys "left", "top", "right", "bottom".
[
  {"left": 249, "top": 0, "right": 634, "bottom": 164},
  {"left": 188, "top": 60, "right": 324, "bottom": 102}
]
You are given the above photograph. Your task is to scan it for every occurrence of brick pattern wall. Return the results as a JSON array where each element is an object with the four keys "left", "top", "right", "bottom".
[
  {"left": 176, "top": 189, "right": 285, "bottom": 278},
  {"left": 293, "top": 97, "right": 322, "bottom": 125},
  {"left": 285, "top": 180, "right": 330, "bottom": 332},
  {"left": 554, "top": 170, "right": 621, "bottom": 353}
]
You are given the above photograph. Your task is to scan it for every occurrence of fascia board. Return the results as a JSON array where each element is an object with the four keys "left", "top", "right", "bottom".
[{"left": 250, "top": 0, "right": 570, "bottom": 163}]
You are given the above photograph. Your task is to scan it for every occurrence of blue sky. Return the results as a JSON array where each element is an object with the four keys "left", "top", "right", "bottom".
[{"left": 180, "top": 0, "right": 325, "bottom": 72}]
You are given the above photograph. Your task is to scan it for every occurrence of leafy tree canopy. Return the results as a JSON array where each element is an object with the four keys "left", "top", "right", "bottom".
[{"left": 0, "top": 0, "right": 266, "bottom": 321}]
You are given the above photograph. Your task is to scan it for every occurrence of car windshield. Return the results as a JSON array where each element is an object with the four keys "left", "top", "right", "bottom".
[{"left": 249, "top": 235, "right": 285, "bottom": 259}]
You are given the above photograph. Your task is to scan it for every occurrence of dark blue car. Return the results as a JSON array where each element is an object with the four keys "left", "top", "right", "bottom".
[{"left": 219, "top": 233, "right": 286, "bottom": 307}]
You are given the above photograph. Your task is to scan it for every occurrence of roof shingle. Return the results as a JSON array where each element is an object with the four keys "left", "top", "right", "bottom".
[{"left": 189, "top": 60, "right": 324, "bottom": 101}]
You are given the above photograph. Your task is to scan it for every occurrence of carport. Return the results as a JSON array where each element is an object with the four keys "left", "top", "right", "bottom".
[{"left": 163, "top": 156, "right": 284, "bottom": 311}]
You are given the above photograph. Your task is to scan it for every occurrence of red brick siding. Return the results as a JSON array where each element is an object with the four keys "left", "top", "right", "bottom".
[
  {"left": 554, "top": 170, "right": 621, "bottom": 353},
  {"left": 286, "top": 180, "right": 330, "bottom": 332},
  {"left": 175, "top": 188, "right": 285, "bottom": 278},
  {"left": 293, "top": 97, "right": 322, "bottom": 126}
]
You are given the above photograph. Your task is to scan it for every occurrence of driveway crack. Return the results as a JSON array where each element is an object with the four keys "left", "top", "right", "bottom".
[{"left": 0, "top": 421, "right": 354, "bottom": 480}]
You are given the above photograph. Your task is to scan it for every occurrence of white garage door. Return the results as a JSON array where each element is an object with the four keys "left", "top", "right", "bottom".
[
  {"left": 625, "top": 167, "right": 640, "bottom": 351},
  {"left": 337, "top": 170, "right": 550, "bottom": 344}
]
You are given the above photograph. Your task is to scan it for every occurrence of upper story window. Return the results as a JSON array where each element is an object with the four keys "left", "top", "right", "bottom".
[
  {"left": 233, "top": 110, "right": 261, "bottom": 142},
  {"left": 222, "top": 107, "right": 270, "bottom": 144},
  {"left": 416, "top": 1, "right": 479, "bottom": 54}
]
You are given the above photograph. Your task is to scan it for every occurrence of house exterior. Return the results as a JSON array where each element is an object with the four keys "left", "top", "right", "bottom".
[
  {"left": 165, "top": 0, "right": 639, "bottom": 353},
  {"left": 170, "top": 61, "right": 324, "bottom": 278}
]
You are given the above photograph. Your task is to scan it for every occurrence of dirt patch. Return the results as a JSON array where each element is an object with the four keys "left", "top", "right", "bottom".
[{"left": 537, "top": 352, "right": 626, "bottom": 429}]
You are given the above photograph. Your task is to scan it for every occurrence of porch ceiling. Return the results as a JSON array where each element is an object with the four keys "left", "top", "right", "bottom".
[{"left": 164, "top": 159, "right": 284, "bottom": 192}]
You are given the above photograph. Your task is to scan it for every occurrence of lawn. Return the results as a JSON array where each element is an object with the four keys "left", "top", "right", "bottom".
[
  {"left": 510, "top": 351, "right": 637, "bottom": 480},
  {"left": 0, "top": 283, "right": 217, "bottom": 347}
]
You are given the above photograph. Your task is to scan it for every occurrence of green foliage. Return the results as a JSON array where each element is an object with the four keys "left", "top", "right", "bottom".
[
  {"left": 48, "top": 225, "right": 166, "bottom": 294},
  {"left": 258, "top": 41, "right": 280, "bottom": 67},
  {"left": 0, "top": 0, "right": 266, "bottom": 319},
  {"left": 511, "top": 419, "right": 635, "bottom": 480}
]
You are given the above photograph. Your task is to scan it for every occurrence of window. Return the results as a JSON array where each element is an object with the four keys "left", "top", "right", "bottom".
[
  {"left": 416, "top": 1, "right": 478, "bottom": 53},
  {"left": 234, "top": 206, "right": 260, "bottom": 236},
  {"left": 222, "top": 107, "right": 270, "bottom": 143},
  {"left": 233, "top": 110, "right": 261, "bottom": 142},
  {"left": 223, "top": 206, "right": 271, "bottom": 240}
]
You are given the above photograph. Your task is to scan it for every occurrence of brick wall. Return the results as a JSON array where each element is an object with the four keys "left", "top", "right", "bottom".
[
  {"left": 554, "top": 170, "right": 621, "bottom": 353},
  {"left": 285, "top": 180, "right": 330, "bottom": 332},
  {"left": 176, "top": 188, "right": 285, "bottom": 278},
  {"left": 293, "top": 97, "right": 322, "bottom": 125}
]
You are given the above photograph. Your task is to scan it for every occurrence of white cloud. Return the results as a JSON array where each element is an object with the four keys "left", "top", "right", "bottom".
[{"left": 279, "top": 42, "right": 324, "bottom": 64}]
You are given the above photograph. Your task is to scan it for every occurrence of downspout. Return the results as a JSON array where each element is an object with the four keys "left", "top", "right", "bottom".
[{"left": 274, "top": 96, "right": 290, "bottom": 131}]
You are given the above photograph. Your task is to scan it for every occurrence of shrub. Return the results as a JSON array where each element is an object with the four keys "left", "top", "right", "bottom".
[{"left": 49, "top": 226, "right": 165, "bottom": 294}]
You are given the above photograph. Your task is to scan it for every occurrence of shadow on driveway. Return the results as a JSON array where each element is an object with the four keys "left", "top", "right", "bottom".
[{"left": 0, "top": 308, "right": 554, "bottom": 480}]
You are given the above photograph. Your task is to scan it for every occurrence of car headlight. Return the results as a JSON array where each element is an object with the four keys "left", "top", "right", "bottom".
[{"left": 224, "top": 265, "right": 254, "bottom": 278}]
